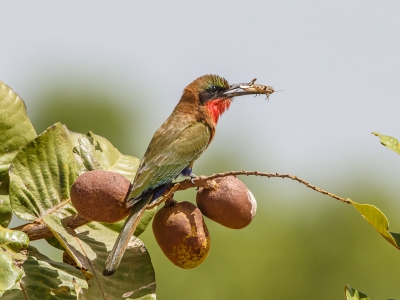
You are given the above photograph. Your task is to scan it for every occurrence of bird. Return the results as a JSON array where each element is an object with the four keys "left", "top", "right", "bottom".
[{"left": 103, "top": 74, "right": 271, "bottom": 275}]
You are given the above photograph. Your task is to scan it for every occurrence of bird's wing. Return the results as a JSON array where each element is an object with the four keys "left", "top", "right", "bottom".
[{"left": 129, "top": 118, "right": 211, "bottom": 200}]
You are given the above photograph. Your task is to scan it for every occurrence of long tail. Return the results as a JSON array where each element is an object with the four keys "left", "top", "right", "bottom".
[{"left": 103, "top": 197, "right": 150, "bottom": 276}]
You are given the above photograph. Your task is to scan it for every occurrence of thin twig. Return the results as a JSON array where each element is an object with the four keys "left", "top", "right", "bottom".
[
  {"left": 11, "top": 170, "right": 350, "bottom": 241},
  {"left": 151, "top": 171, "right": 351, "bottom": 205}
]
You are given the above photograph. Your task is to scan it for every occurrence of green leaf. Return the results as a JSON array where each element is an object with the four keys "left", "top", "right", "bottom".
[
  {"left": 344, "top": 284, "right": 370, "bottom": 300},
  {"left": 372, "top": 132, "right": 400, "bottom": 155},
  {"left": 350, "top": 199, "right": 400, "bottom": 250},
  {"left": 43, "top": 215, "right": 89, "bottom": 269},
  {"left": 42, "top": 219, "right": 156, "bottom": 299},
  {"left": 0, "top": 81, "right": 37, "bottom": 227},
  {"left": 77, "top": 223, "right": 156, "bottom": 300},
  {"left": 133, "top": 206, "right": 157, "bottom": 237},
  {"left": 0, "top": 226, "right": 29, "bottom": 293},
  {"left": 9, "top": 123, "right": 78, "bottom": 222},
  {"left": 71, "top": 131, "right": 140, "bottom": 180},
  {"left": 69, "top": 131, "right": 102, "bottom": 172},
  {"left": 0, "top": 196, "right": 12, "bottom": 229},
  {"left": 0, "top": 245, "right": 88, "bottom": 299},
  {"left": 45, "top": 235, "right": 67, "bottom": 251}
]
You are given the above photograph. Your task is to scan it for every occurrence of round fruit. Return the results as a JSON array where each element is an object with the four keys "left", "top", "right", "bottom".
[
  {"left": 196, "top": 176, "right": 257, "bottom": 229},
  {"left": 70, "top": 170, "right": 131, "bottom": 223},
  {"left": 152, "top": 201, "right": 211, "bottom": 269}
]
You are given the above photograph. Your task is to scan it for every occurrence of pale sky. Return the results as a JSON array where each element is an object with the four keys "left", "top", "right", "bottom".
[{"left": 3, "top": 1, "right": 399, "bottom": 184}]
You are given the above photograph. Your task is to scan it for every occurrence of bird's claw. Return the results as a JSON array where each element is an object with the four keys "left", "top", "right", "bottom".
[{"left": 190, "top": 174, "right": 197, "bottom": 184}]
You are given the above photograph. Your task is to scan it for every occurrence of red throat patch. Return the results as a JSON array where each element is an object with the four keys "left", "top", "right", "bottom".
[{"left": 205, "top": 98, "right": 232, "bottom": 124}]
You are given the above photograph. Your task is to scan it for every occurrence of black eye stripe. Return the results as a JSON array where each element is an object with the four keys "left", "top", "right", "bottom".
[{"left": 199, "top": 85, "right": 228, "bottom": 103}]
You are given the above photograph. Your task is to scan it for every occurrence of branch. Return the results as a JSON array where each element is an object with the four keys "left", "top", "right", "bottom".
[
  {"left": 148, "top": 170, "right": 351, "bottom": 208},
  {"left": 11, "top": 170, "right": 350, "bottom": 241},
  {"left": 11, "top": 214, "right": 90, "bottom": 241}
]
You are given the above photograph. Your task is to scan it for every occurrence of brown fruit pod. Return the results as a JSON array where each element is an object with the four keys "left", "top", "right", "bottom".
[
  {"left": 196, "top": 176, "right": 257, "bottom": 229},
  {"left": 152, "top": 201, "right": 211, "bottom": 269},
  {"left": 70, "top": 170, "right": 131, "bottom": 223}
]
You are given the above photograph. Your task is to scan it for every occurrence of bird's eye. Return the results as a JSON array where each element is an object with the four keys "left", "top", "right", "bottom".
[{"left": 210, "top": 86, "right": 218, "bottom": 93}]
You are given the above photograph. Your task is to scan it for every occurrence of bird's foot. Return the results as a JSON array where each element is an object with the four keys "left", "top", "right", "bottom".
[{"left": 190, "top": 173, "right": 197, "bottom": 184}]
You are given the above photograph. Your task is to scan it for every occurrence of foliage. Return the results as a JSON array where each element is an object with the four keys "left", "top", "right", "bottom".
[
  {"left": 0, "top": 81, "right": 155, "bottom": 299},
  {"left": 0, "top": 82, "right": 36, "bottom": 227}
]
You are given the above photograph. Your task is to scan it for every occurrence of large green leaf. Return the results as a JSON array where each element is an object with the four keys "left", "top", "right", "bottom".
[
  {"left": 9, "top": 123, "right": 77, "bottom": 222},
  {"left": 0, "top": 246, "right": 88, "bottom": 300},
  {"left": 344, "top": 284, "right": 370, "bottom": 300},
  {"left": 78, "top": 223, "right": 156, "bottom": 300},
  {"left": 0, "top": 81, "right": 36, "bottom": 227},
  {"left": 43, "top": 218, "right": 156, "bottom": 299},
  {"left": 372, "top": 132, "right": 400, "bottom": 155},
  {"left": 350, "top": 199, "right": 400, "bottom": 250},
  {"left": 0, "top": 226, "right": 29, "bottom": 294}
]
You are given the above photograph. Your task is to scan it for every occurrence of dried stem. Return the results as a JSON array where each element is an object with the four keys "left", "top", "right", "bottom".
[{"left": 11, "top": 170, "right": 350, "bottom": 241}]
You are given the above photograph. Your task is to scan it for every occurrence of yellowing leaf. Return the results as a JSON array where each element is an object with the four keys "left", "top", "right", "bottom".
[
  {"left": 344, "top": 284, "right": 370, "bottom": 300},
  {"left": 350, "top": 199, "right": 400, "bottom": 250}
]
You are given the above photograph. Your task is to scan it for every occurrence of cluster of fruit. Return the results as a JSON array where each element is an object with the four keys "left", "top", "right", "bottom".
[{"left": 71, "top": 171, "right": 257, "bottom": 269}]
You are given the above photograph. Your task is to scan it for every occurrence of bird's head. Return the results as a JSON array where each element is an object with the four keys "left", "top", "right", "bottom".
[{"left": 182, "top": 74, "right": 272, "bottom": 124}]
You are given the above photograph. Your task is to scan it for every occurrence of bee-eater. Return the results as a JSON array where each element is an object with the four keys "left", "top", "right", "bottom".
[{"left": 103, "top": 74, "right": 271, "bottom": 275}]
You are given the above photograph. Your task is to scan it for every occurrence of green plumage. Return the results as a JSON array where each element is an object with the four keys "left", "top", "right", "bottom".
[
  {"left": 128, "top": 115, "right": 210, "bottom": 201},
  {"left": 198, "top": 74, "right": 229, "bottom": 92}
]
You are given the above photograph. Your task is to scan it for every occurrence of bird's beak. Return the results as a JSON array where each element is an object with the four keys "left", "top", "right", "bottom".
[{"left": 223, "top": 79, "right": 274, "bottom": 98}]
